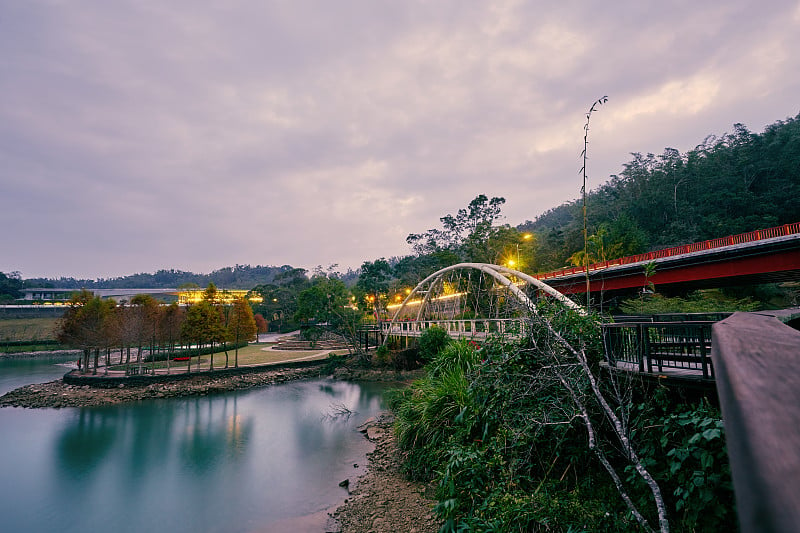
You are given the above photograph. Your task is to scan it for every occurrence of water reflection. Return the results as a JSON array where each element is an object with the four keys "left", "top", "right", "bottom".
[
  {"left": 56, "top": 409, "right": 117, "bottom": 478},
  {"left": 180, "top": 396, "right": 253, "bottom": 474},
  {"left": 0, "top": 377, "right": 391, "bottom": 533}
]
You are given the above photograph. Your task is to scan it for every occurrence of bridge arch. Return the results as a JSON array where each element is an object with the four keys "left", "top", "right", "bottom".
[{"left": 382, "top": 263, "right": 584, "bottom": 343}]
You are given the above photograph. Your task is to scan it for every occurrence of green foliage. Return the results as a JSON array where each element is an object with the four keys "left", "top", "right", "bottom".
[
  {"left": 356, "top": 259, "right": 393, "bottom": 300},
  {"left": 293, "top": 275, "right": 350, "bottom": 324},
  {"left": 417, "top": 326, "right": 452, "bottom": 363},
  {"left": 322, "top": 351, "right": 350, "bottom": 374},
  {"left": 618, "top": 290, "right": 761, "bottom": 315},
  {"left": 389, "top": 340, "right": 482, "bottom": 480},
  {"left": 373, "top": 344, "right": 391, "bottom": 365},
  {"left": 0, "top": 271, "right": 23, "bottom": 301},
  {"left": 392, "top": 306, "right": 734, "bottom": 531},
  {"left": 628, "top": 394, "right": 736, "bottom": 531},
  {"left": 406, "top": 195, "right": 506, "bottom": 256}
]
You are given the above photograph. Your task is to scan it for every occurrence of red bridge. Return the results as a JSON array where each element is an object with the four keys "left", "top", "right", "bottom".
[{"left": 536, "top": 222, "right": 800, "bottom": 295}]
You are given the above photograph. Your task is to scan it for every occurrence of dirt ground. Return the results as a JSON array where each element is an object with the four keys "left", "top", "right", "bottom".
[{"left": 330, "top": 412, "right": 440, "bottom": 533}]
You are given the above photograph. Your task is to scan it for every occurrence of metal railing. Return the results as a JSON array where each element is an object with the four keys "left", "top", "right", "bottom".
[
  {"left": 602, "top": 321, "right": 715, "bottom": 379},
  {"left": 538, "top": 222, "right": 800, "bottom": 281},
  {"left": 381, "top": 318, "right": 527, "bottom": 338},
  {"left": 612, "top": 312, "right": 732, "bottom": 323}
]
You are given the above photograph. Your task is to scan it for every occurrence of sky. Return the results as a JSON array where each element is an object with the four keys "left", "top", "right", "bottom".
[{"left": 2, "top": 0, "right": 799, "bottom": 280}]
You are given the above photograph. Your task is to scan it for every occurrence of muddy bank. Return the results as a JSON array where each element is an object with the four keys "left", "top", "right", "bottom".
[{"left": 330, "top": 412, "right": 439, "bottom": 533}]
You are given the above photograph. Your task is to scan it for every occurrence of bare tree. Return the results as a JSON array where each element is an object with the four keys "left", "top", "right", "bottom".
[{"left": 520, "top": 300, "right": 669, "bottom": 532}]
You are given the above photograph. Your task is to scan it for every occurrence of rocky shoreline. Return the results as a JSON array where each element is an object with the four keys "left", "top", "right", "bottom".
[
  {"left": 0, "top": 362, "right": 425, "bottom": 409},
  {"left": 0, "top": 365, "right": 327, "bottom": 408},
  {"left": 331, "top": 412, "right": 439, "bottom": 533}
]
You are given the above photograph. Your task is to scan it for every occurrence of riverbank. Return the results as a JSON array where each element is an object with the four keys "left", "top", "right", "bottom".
[
  {"left": 331, "top": 412, "right": 440, "bottom": 533},
  {"left": 0, "top": 355, "right": 425, "bottom": 409},
  {"left": 0, "top": 365, "right": 326, "bottom": 408}
]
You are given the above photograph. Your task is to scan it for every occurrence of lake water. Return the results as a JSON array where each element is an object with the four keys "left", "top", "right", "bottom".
[{"left": 0, "top": 357, "right": 390, "bottom": 533}]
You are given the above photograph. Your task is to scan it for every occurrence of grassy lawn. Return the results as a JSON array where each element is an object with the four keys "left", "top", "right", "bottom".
[
  {"left": 0, "top": 317, "right": 61, "bottom": 342},
  {"left": 109, "top": 343, "right": 350, "bottom": 371}
]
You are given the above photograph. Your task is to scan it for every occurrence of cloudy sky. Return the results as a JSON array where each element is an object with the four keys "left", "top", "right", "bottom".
[{"left": 2, "top": 1, "right": 799, "bottom": 280}]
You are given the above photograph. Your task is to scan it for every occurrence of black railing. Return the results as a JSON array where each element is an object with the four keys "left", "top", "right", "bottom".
[
  {"left": 612, "top": 312, "right": 732, "bottom": 323},
  {"left": 357, "top": 326, "right": 383, "bottom": 352},
  {"left": 602, "top": 321, "right": 716, "bottom": 379}
]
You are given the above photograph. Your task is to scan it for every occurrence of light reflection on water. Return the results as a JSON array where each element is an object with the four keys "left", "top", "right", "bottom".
[{"left": 0, "top": 360, "right": 390, "bottom": 533}]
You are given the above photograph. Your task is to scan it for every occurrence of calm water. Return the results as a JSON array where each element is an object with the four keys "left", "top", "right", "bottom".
[{"left": 0, "top": 358, "right": 389, "bottom": 533}]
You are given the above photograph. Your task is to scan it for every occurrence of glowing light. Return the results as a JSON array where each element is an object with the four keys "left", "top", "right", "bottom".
[
  {"left": 386, "top": 291, "right": 466, "bottom": 310},
  {"left": 177, "top": 289, "right": 251, "bottom": 305}
]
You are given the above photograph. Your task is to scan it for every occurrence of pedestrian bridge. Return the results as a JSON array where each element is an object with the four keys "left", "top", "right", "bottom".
[
  {"left": 380, "top": 262, "right": 583, "bottom": 345},
  {"left": 380, "top": 317, "right": 529, "bottom": 340}
]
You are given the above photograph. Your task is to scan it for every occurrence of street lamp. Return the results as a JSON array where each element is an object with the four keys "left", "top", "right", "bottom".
[{"left": 514, "top": 234, "right": 533, "bottom": 270}]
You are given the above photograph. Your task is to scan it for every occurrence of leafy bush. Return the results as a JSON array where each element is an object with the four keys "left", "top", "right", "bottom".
[
  {"left": 373, "top": 344, "right": 391, "bottom": 365},
  {"left": 629, "top": 394, "right": 736, "bottom": 531},
  {"left": 619, "top": 290, "right": 761, "bottom": 315},
  {"left": 417, "top": 325, "right": 452, "bottom": 363}
]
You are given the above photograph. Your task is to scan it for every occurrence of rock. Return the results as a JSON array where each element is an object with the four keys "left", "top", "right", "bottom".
[
  {"left": 357, "top": 417, "right": 377, "bottom": 432},
  {"left": 339, "top": 479, "right": 349, "bottom": 488},
  {"left": 366, "top": 427, "right": 385, "bottom": 440}
]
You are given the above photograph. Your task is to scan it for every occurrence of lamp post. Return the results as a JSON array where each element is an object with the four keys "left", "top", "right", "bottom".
[{"left": 514, "top": 234, "right": 533, "bottom": 270}]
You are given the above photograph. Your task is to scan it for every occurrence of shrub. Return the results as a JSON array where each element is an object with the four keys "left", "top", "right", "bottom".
[
  {"left": 628, "top": 394, "right": 736, "bottom": 531},
  {"left": 417, "top": 325, "right": 451, "bottom": 363}
]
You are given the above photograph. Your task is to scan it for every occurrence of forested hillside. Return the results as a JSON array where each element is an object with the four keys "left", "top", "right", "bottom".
[
  {"left": 520, "top": 113, "right": 800, "bottom": 271},
  {"left": 23, "top": 264, "right": 289, "bottom": 290}
]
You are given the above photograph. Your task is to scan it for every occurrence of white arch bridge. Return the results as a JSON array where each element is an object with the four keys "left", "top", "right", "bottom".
[{"left": 376, "top": 263, "right": 584, "bottom": 345}]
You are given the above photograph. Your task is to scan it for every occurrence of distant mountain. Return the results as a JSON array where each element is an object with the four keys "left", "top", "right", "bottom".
[{"left": 24, "top": 264, "right": 292, "bottom": 290}]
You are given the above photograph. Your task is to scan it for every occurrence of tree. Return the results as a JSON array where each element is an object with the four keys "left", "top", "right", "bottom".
[
  {"left": 129, "top": 294, "right": 160, "bottom": 374},
  {"left": 294, "top": 276, "right": 350, "bottom": 324},
  {"left": 201, "top": 284, "right": 227, "bottom": 370},
  {"left": 227, "top": 298, "right": 257, "bottom": 368},
  {"left": 0, "top": 271, "right": 23, "bottom": 302},
  {"left": 160, "top": 302, "right": 185, "bottom": 374},
  {"left": 180, "top": 300, "right": 224, "bottom": 372},
  {"left": 568, "top": 225, "right": 625, "bottom": 267},
  {"left": 294, "top": 275, "right": 367, "bottom": 359},
  {"left": 254, "top": 313, "right": 268, "bottom": 335},
  {"left": 356, "top": 259, "right": 393, "bottom": 317},
  {"left": 462, "top": 225, "right": 533, "bottom": 267},
  {"left": 406, "top": 195, "right": 506, "bottom": 255},
  {"left": 58, "top": 290, "right": 116, "bottom": 374}
]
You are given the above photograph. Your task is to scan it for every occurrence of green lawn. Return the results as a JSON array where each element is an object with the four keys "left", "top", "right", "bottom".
[
  {"left": 0, "top": 317, "right": 60, "bottom": 342},
  {"left": 109, "top": 343, "right": 350, "bottom": 371}
]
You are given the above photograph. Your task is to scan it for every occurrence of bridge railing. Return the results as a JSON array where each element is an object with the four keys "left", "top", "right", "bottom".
[
  {"left": 381, "top": 318, "right": 528, "bottom": 338},
  {"left": 538, "top": 222, "right": 800, "bottom": 281},
  {"left": 612, "top": 312, "right": 732, "bottom": 323},
  {"left": 601, "top": 321, "right": 716, "bottom": 379}
]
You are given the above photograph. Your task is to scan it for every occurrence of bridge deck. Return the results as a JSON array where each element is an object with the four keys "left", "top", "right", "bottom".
[{"left": 601, "top": 360, "right": 715, "bottom": 383}]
